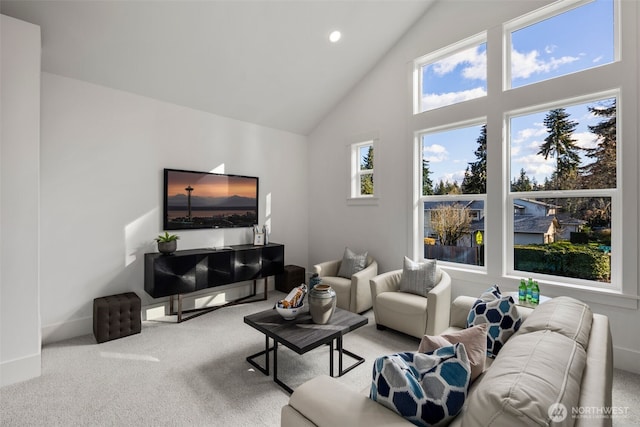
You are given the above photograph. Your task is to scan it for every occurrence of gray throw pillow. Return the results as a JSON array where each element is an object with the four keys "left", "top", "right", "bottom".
[
  {"left": 399, "top": 256, "right": 438, "bottom": 297},
  {"left": 337, "top": 247, "right": 368, "bottom": 278}
]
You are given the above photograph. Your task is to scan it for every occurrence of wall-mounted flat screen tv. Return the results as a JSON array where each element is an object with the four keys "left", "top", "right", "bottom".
[{"left": 163, "top": 168, "right": 259, "bottom": 230}]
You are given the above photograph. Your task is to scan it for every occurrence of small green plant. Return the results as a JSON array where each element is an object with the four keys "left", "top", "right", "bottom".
[{"left": 155, "top": 231, "right": 180, "bottom": 243}]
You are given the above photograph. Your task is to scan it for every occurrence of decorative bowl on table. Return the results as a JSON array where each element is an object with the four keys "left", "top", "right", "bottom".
[{"left": 276, "top": 302, "right": 304, "bottom": 320}]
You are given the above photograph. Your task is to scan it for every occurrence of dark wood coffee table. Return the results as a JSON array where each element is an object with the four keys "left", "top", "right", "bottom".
[{"left": 244, "top": 307, "right": 368, "bottom": 393}]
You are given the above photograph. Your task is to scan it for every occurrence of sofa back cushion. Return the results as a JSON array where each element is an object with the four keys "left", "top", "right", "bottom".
[
  {"left": 461, "top": 330, "right": 586, "bottom": 426},
  {"left": 460, "top": 296, "right": 594, "bottom": 427},
  {"left": 515, "top": 296, "right": 593, "bottom": 349}
]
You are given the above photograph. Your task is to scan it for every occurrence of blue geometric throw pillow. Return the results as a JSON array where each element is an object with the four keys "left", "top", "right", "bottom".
[
  {"left": 467, "top": 285, "right": 522, "bottom": 357},
  {"left": 370, "top": 344, "right": 471, "bottom": 427}
]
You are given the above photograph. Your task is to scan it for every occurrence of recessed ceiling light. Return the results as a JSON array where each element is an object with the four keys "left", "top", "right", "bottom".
[{"left": 329, "top": 30, "right": 342, "bottom": 43}]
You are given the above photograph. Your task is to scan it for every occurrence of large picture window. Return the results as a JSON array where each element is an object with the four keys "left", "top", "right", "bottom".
[
  {"left": 411, "top": 0, "right": 634, "bottom": 300},
  {"left": 508, "top": 94, "right": 617, "bottom": 285}
]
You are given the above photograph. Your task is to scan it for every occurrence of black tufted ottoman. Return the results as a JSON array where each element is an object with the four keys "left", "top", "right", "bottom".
[{"left": 93, "top": 292, "right": 141, "bottom": 343}]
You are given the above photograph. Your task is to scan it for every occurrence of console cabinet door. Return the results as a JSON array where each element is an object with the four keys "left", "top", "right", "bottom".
[{"left": 144, "top": 243, "right": 285, "bottom": 298}]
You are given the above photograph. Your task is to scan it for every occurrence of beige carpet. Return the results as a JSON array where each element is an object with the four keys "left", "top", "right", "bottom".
[{"left": 0, "top": 293, "right": 638, "bottom": 426}]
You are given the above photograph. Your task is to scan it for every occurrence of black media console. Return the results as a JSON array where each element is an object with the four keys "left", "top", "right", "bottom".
[{"left": 144, "top": 243, "right": 284, "bottom": 322}]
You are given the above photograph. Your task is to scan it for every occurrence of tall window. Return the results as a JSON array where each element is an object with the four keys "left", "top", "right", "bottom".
[
  {"left": 508, "top": 95, "right": 617, "bottom": 284},
  {"left": 419, "top": 122, "right": 486, "bottom": 267},
  {"left": 351, "top": 140, "right": 375, "bottom": 198},
  {"left": 411, "top": 0, "right": 634, "bottom": 298}
]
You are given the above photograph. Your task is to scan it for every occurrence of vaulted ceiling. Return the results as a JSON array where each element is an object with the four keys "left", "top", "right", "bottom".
[{"left": 1, "top": 0, "right": 435, "bottom": 135}]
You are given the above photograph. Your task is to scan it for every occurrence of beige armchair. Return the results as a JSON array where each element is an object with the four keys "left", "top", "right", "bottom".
[
  {"left": 313, "top": 256, "right": 378, "bottom": 313},
  {"left": 369, "top": 268, "right": 451, "bottom": 339}
]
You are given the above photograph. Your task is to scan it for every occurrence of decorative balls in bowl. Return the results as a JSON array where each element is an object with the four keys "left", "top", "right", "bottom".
[{"left": 276, "top": 302, "right": 304, "bottom": 320}]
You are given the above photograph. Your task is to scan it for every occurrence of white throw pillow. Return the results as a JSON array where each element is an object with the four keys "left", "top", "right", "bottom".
[
  {"left": 399, "top": 256, "right": 437, "bottom": 297},
  {"left": 336, "top": 247, "right": 368, "bottom": 278}
]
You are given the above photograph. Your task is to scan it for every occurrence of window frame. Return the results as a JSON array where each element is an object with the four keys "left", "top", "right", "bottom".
[
  {"left": 413, "top": 32, "right": 488, "bottom": 115},
  {"left": 348, "top": 135, "right": 379, "bottom": 205},
  {"left": 409, "top": 0, "right": 637, "bottom": 308},
  {"left": 504, "top": 0, "right": 620, "bottom": 91}
]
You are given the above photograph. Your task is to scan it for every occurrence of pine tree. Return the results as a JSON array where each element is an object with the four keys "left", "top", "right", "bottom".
[
  {"left": 581, "top": 100, "right": 616, "bottom": 189},
  {"left": 538, "top": 108, "right": 581, "bottom": 190},
  {"left": 360, "top": 146, "right": 374, "bottom": 195},
  {"left": 461, "top": 124, "right": 487, "bottom": 194},
  {"left": 423, "top": 159, "right": 434, "bottom": 195},
  {"left": 511, "top": 168, "right": 534, "bottom": 192},
  {"left": 434, "top": 180, "right": 461, "bottom": 195}
]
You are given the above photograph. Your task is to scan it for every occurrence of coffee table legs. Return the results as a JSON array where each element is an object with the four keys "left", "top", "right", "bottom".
[
  {"left": 247, "top": 335, "right": 365, "bottom": 394},
  {"left": 333, "top": 336, "right": 365, "bottom": 377}
]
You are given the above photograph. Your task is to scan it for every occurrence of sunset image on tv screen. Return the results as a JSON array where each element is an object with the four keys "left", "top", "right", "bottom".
[{"left": 164, "top": 169, "right": 258, "bottom": 229}]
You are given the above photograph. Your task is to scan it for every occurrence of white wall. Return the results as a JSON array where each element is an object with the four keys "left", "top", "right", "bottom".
[
  {"left": 308, "top": 0, "right": 640, "bottom": 374},
  {"left": 39, "top": 72, "right": 309, "bottom": 342},
  {"left": 0, "top": 15, "right": 42, "bottom": 386}
]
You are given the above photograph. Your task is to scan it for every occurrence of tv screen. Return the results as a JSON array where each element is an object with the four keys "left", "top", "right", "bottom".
[{"left": 163, "top": 168, "right": 259, "bottom": 230}]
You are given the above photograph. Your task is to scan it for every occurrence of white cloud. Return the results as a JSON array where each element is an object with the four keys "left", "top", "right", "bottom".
[
  {"left": 574, "top": 131, "right": 598, "bottom": 150},
  {"left": 544, "top": 44, "right": 557, "bottom": 54},
  {"left": 511, "top": 49, "right": 580, "bottom": 79},
  {"left": 422, "top": 87, "right": 487, "bottom": 111},
  {"left": 431, "top": 46, "right": 486, "bottom": 80},
  {"left": 513, "top": 124, "right": 546, "bottom": 145},
  {"left": 514, "top": 153, "right": 555, "bottom": 177},
  {"left": 438, "top": 170, "right": 466, "bottom": 184},
  {"left": 593, "top": 55, "right": 603, "bottom": 63},
  {"left": 423, "top": 144, "right": 448, "bottom": 163}
]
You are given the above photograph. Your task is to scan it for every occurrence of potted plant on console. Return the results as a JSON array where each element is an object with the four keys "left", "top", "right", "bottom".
[{"left": 155, "top": 231, "right": 180, "bottom": 255}]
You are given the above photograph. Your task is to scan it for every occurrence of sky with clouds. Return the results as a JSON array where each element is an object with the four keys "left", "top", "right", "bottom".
[{"left": 420, "top": 0, "right": 614, "bottom": 189}]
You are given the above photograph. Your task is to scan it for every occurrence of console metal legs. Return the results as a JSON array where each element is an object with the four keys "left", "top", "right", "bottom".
[{"left": 169, "top": 278, "right": 268, "bottom": 323}]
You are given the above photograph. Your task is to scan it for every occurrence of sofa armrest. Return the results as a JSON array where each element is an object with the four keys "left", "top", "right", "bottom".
[
  {"left": 283, "top": 375, "right": 411, "bottom": 427},
  {"left": 425, "top": 270, "right": 451, "bottom": 336},
  {"left": 313, "top": 259, "right": 340, "bottom": 277}
]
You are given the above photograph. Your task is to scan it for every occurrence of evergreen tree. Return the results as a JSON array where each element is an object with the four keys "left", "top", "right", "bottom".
[
  {"left": 511, "top": 168, "right": 534, "bottom": 192},
  {"left": 581, "top": 100, "right": 616, "bottom": 189},
  {"left": 434, "top": 180, "right": 461, "bottom": 195},
  {"left": 360, "top": 146, "right": 374, "bottom": 195},
  {"left": 423, "top": 159, "right": 434, "bottom": 195},
  {"left": 538, "top": 108, "right": 581, "bottom": 190},
  {"left": 461, "top": 124, "right": 487, "bottom": 193}
]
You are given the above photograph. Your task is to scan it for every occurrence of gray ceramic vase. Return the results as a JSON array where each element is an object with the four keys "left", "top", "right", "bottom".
[{"left": 308, "top": 284, "right": 337, "bottom": 324}]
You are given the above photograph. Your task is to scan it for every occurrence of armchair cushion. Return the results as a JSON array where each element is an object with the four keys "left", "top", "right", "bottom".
[
  {"left": 337, "top": 247, "right": 368, "bottom": 278},
  {"left": 398, "top": 257, "right": 438, "bottom": 297}
]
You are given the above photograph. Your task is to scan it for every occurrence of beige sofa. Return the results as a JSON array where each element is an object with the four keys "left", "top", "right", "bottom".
[{"left": 281, "top": 295, "right": 613, "bottom": 427}]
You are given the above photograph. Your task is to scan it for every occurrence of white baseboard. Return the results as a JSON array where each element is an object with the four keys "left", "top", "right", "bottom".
[
  {"left": 41, "top": 315, "right": 93, "bottom": 345},
  {"left": 0, "top": 352, "right": 41, "bottom": 387},
  {"left": 613, "top": 345, "right": 640, "bottom": 374},
  {"left": 42, "top": 279, "right": 277, "bottom": 343}
]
